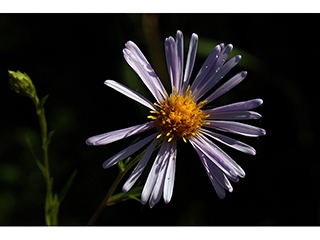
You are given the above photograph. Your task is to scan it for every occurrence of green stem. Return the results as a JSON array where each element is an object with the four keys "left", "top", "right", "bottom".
[
  {"left": 87, "top": 146, "right": 150, "bottom": 226},
  {"left": 87, "top": 171, "right": 123, "bottom": 226},
  {"left": 32, "top": 96, "right": 57, "bottom": 226}
]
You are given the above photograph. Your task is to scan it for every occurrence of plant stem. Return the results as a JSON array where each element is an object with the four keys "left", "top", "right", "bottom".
[
  {"left": 87, "top": 147, "right": 149, "bottom": 226},
  {"left": 87, "top": 171, "right": 122, "bottom": 226},
  {"left": 32, "top": 96, "right": 57, "bottom": 226}
]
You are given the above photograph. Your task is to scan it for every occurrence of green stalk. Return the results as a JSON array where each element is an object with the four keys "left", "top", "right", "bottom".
[
  {"left": 32, "top": 96, "right": 58, "bottom": 226},
  {"left": 9, "top": 71, "right": 65, "bottom": 226},
  {"left": 87, "top": 141, "right": 161, "bottom": 226}
]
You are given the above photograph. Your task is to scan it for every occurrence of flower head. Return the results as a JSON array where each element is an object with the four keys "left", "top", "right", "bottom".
[{"left": 86, "top": 30, "right": 266, "bottom": 208}]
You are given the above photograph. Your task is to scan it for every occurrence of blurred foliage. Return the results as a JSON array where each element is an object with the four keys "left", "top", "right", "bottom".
[{"left": 1, "top": 14, "right": 319, "bottom": 226}]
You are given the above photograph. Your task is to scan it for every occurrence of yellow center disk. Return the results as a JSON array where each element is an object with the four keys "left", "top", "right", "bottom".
[{"left": 148, "top": 86, "right": 209, "bottom": 142}]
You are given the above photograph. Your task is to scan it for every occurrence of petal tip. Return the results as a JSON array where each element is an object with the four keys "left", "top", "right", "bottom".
[
  {"left": 259, "top": 99, "right": 264, "bottom": 105},
  {"left": 104, "top": 79, "right": 112, "bottom": 85},
  {"left": 122, "top": 185, "right": 129, "bottom": 193},
  {"left": 85, "top": 138, "right": 95, "bottom": 146},
  {"left": 226, "top": 43, "right": 233, "bottom": 51},
  {"left": 191, "top": 33, "right": 198, "bottom": 39}
]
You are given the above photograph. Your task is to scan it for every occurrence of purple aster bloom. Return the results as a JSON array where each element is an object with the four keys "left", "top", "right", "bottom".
[{"left": 86, "top": 30, "right": 266, "bottom": 208}]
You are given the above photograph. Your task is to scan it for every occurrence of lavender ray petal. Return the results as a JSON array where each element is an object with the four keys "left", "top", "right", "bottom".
[
  {"left": 190, "top": 44, "right": 221, "bottom": 94},
  {"left": 141, "top": 139, "right": 169, "bottom": 204},
  {"left": 181, "top": 33, "right": 198, "bottom": 93},
  {"left": 190, "top": 138, "right": 239, "bottom": 182},
  {"left": 104, "top": 80, "right": 158, "bottom": 111},
  {"left": 165, "top": 37, "right": 180, "bottom": 92},
  {"left": 191, "top": 44, "right": 233, "bottom": 99},
  {"left": 148, "top": 140, "right": 172, "bottom": 207},
  {"left": 190, "top": 134, "right": 245, "bottom": 181},
  {"left": 86, "top": 122, "right": 155, "bottom": 146},
  {"left": 123, "top": 42, "right": 166, "bottom": 103},
  {"left": 200, "top": 155, "right": 226, "bottom": 198},
  {"left": 200, "top": 128, "right": 256, "bottom": 155},
  {"left": 194, "top": 55, "right": 242, "bottom": 101},
  {"left": 203, "top": 71, "right": 247, "bottom": 105},
  {"left": 102, "top": 133, "right": 158, "bottom": 169},
  {"left": 163, "top": 140, "right": 177, "bottom": 204},
  {"left": 122, "top": 137, "right": 159, "bottom": 193},
  {"left": 203, "top": 99, "right": 263, "bottom": 115},
  {"left": 175, "top": 30, "right": 184, "bottom": 92},
  {"left": 206, "top": 120, "right": 266, "bottom": 137},
  {"left": 124, "top": 41, "right": 167, "bottom": 97},
  {"left": 206, "top": 110, "right": 262, "bottom": 120},
  {"left": 206, "top": 157, "right": 233, "bottom": 193},
  {"left": 199, "top": 150, "right": 233, "bottom": 192},
  {"left": 210, "top": 175, "right": 226, "bottom": 199},
  {"left": 149, "top": 153, "right": 169, "bottom": 208}
]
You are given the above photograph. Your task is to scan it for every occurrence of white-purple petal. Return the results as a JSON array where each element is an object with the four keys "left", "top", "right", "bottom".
[
  {"left": 122, "top": 137, "right": 159, "bottom": 193},
  {"left": 86, "top": 122, "right": 154, "bottom": 146},
  {"left": 163, "top": 139, "right": 177, "bottom": 204},
  {"left": 124, "top": 41, "right": 167, "bottom": 96},
  {"left": 206, "top": 120, "right": 266, "bottom": 137},
  {"left": 190, "top": 44, "right": 221, "bottom": 95},
  {"left": 192, "top": 44, "right": 234, "bottom": 99},
  {"left": 217, "top": 43, "right": 233, "bottom": 67},
  {"left": 209, "top": 175, "right": 226, "bottom": 199},
  {"left": 194, "top": 55, "right": 242, "bottom": 101},
  {"left": 149, "top": 154, "right": 168, "bottom": 208},
  {"left": 181, "top": 33, "right": 198, "bottom": 93},
  {"left": 102, "top": 133, "right": 157, "bottom": 169},
  {"left": 203, "top": 155, "right": 233, "bottom": 193},
  {"left": 104, "top": 80, "right": 158, "bottom": 111},
  {"left": 203, "top": 71, "right": 247, "bottom": 105},
  {"left": 200, "top": 154, "right": 233, "bottom": 198},
  {"left": 165, "top": 36, "right": 180, "bottom": 92},
  {"left": 175, "top": 30, "right": 184, "bottom": 92},
  {"left": 123, "top": 42, "right": 166, "bottom": 103},
  {"left": 204, "top": 98, "right": 263, "bottom": 115},
  {"left": 200, "top": 128, "right": 256, "bottom": 155},
  {"left": 190, "top": 134, "right": 245, "bottom": 181},
  {"left": 207, "top": 110, "right": 262, "bottom": 120},
  {"left": 141, "top": 139, "right": 169, "bottom": 205}
]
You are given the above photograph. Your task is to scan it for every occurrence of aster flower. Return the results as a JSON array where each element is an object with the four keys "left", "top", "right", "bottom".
[{"left": 86, "top": 30, "right": 266, "bottom": 208}]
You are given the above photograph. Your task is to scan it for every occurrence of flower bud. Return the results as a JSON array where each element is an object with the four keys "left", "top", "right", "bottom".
[{"left": 8, "top": 70, "right": 36, "bottom": 98}]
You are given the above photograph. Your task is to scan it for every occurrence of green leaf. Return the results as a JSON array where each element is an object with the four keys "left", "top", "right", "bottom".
[
  {"left": 117, "top": 159, "right": 125, "bottom": 172},
  {"left": 107, "top": 186, "right": 142, "bottom": 206},
  {"left": 59, "top": 169, "right": 77, "bottom": 203},
  {"left": 24, "top": 134, "right": 46, "bottom": 176},
  {"left": 35, "top": 159, "right": 46, "bottom": 176},
  {"left": 46, "top": 130, "right": 55, "bottom": 145},
  {"left": 38, "top": 95, "right": 49, "bottom": 109}
]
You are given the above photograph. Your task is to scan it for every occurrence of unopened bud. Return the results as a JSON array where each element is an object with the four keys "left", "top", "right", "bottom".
[{"left": 8, "top": 70, "right": 36, "bottom": 98}]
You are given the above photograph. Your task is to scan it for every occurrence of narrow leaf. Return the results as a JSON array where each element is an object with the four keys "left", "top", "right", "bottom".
[
  {"left": 39, "top": 95, "right": 49, "bottom": 109},
  {"left": 107, "top": 186, "right": 142, "bottom": 206},
  {"left": 46, "top": 130, "right": 55, "bottom": 145},
  {"left": 35, "top": 159, "right": 46, "bottom": 176},
  {"left": 59, "top": 169, "right": 78, "bottom": 203}
]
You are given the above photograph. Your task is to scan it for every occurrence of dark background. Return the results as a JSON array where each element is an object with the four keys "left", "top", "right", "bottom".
[{"left": 0, "top": 14, "right": 318, "bottom": 226}]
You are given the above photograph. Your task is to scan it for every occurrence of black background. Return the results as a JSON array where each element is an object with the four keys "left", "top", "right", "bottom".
[{"left": 0, "top": 14, "right": 319, "bottom": 226}]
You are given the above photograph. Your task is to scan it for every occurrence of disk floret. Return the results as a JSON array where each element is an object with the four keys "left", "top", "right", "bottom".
[{"left": 148, "top": 87, "right": 209, "bottom": 142}]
